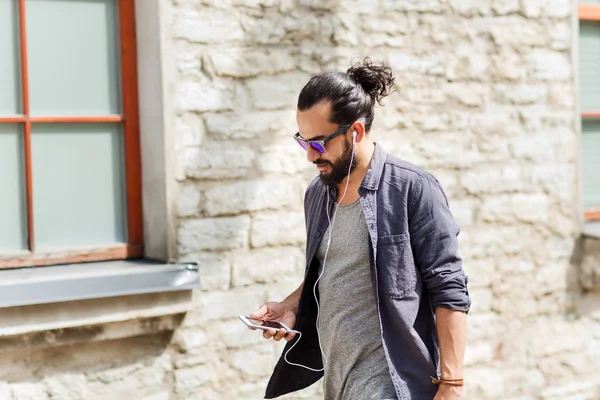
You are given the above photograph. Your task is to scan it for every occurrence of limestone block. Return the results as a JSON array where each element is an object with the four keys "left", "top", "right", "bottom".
[
  {"left": 184, "top": 143, "right": 255, "bottom": 180},
  {"left": 540, "top": 381, "right": 599, "bottom": 400},
  {"left": 526, "top": 50, "right": 572, "bottom": 81},
  {"left": 462, "top": 259, "right": 494, "bottom": 288},
  {"left": 548, "top": 84, "right": 575, "bottom": 108},
  {"left": 521, "top": 0, "right": 571, "bottom": 18},
  {"left": 444, "top": 83, "right": 489, "bottom": 107},
  {"left": 177, "top": 184, "right": 201, "bottom": 217},
  {"left": 493, "top": 84, "right": 548, "bottom": 105},
  {"left": 467, "top": 313, "right": 502, "bottom": 340},
  {"left": 181, "top": 252, "right": 231, "bottom": 291},
  {"left": 492, "top": 50, "right": 526, "bottom": 81},
  {"left": 172, "top": 328, "right": 208, "bottom": 353},
  {"left": 197, "top": 286, "right": 267, "bottom": 321},
  {"left": 492, "top": 0, "right": 520, "bottom": 15},
  {"left": 178, "top": 216, "right": 251, "bottom": 254},
  {"left": 174, "top": 366, "right": 211, "bottom": 394},
  {"left": 207, "top": 48, "right": 296, "bottom": 78},
  {"left": 387, "top": 52, "right": 445, "bottom": 76},
  {"left": 231, "top": 247, "right": 304, "bottom": 287},
  {"left": 139, "top": 392, "right": 171, "bottom": 400},
  {"left": 205, "top": 110, "right": 296, "bottom": 141},
  {"left": 230, "top": 348, "right": 276, "bottom": 377},
  {"left": 246, "top": 72, "right": 310, "bottom": 110},
  {"left": 218, "top": 319, "right": 266, "bottom": 349},
  {"left": 382, "top": 0, "right": 444, "bottom": 13},
  {"left": 502, "top": 368, "right": 546, "bottom": 395},
  {"left": 469, "top": 288, "right": 493, "bottom": 313},
  {"left": 479, "top": 194, "right": 550, "bottom": 224},
  {"left": 44, "top": 374, "right": 89, "bottom": 400},
  {"left": 449, "top": 198, "right": 478, "bottom": 227},
  {"left": 464, "top": 340, "right": 495, "bottom": 366},
  {"left": 549, "top": 21, "right": 571, "bottom": 51},
  {"left": 449, "top": 0, "right": 492, "bottom": 16},
  {"left": 175, "top": 79, "right": 236, "bottom": 113},
  {"left": 445, "top": 43, "right": 489, "bottom": 80},
  {"left": 251, "top": 212, "right": 306, "bottom": 248},
  {"left": 173, "top": 8, "right": 244, "bottom": 43},
  {"left": 485, "top": 17, "right": 547, "bottom": 47},
  {"left": 463, "top": 366, "right": 505, "bottom": 398},
  {"left": 10, "top": 383, "right": 48, "bottom": 400},
  {"left": 175, "top": 114, "right": 205, "bottom": 149},
  {"left": 203, "top": 179, "right": 301, "bottom": 217},
  {"left": 255, "top": 143, "right": 312, "bottom": 176}
]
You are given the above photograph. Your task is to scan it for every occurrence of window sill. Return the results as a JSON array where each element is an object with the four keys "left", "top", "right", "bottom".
[{"left": 0, "top": 260, "right": 200, "bottom": 348}]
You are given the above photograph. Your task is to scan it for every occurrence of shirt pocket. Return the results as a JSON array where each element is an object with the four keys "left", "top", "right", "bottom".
[{"left": 376, "top": 233, "right": 417, "bottom": 298}]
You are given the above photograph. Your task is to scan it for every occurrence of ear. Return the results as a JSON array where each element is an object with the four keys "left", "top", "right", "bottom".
[{"left": 352, "top": 119, "right": 366, "bottom": 143}]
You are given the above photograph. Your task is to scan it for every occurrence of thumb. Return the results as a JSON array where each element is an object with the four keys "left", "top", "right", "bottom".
[{"left": 249, "top": 304, "right": 269, "bottom": 319}]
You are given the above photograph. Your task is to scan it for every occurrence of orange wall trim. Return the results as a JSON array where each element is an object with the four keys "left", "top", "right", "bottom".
[{"left": 579, "top": 4, "right": 600, "bottom": 21}]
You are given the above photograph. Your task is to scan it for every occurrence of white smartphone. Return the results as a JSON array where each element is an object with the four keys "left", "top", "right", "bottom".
[{"left": 238, "top": 316, "right": 299, "bottom": 334}]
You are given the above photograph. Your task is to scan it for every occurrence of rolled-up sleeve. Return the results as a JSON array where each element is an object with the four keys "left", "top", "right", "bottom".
[{"left": 409, "top": 174, "right": 471, "bottom": 312}]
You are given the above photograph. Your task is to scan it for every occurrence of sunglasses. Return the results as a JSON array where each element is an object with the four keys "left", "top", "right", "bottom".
[{"left": 294, "top": 118, "right": 365, "bottom": 154}]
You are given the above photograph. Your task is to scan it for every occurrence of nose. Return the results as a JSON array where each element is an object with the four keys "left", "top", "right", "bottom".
[{"left": 307, "top": 146, "right": 320, "bottom": 163}]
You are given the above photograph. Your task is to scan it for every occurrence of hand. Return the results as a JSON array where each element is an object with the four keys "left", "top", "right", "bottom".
[
  {"left": 433, "top": 384, "right": 463, "bottom": 400},
  {"left": 249, "top": 301, "right": 298, "bottom": 342}
]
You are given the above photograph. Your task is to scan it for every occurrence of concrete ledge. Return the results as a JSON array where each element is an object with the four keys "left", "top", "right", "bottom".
[
  {"left": 0, "top": 259, "right": 199, "bottom": 308},
  {"left": 0, "top": 290, "right": 192, "bottom": 340}
]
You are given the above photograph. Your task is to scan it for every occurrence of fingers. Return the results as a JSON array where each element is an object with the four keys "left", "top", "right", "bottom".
[
  {"left": 262, "top": 329, "right": 277, "bottom": 340},
  {"left": 250, "top": 304, "right": 269, "bottom": 320},
  {"left": 272, "top": 328, "right": 288, "bottom": 342},
  {"left": 284, "top": 331, "right": 297, "bottom": 342}
]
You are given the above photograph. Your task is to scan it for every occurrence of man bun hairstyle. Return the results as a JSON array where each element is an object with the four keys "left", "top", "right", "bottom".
[{"left": 298, "top": 57, "right": 396, "bottom": 133}]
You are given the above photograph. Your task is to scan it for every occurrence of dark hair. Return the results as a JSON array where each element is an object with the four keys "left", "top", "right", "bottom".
[{"left": 297, "top": 57, "right": 395, "bottom": 133}]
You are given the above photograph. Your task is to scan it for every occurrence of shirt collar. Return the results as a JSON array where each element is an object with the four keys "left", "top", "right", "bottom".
[
  {"left": 320, "top": 143, "right": 387, "bottom": 198},
  {"left": 360, "top": 143, "right": 386, "bottom": 191}
]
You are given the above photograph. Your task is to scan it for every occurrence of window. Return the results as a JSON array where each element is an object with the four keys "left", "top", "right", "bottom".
[
  {"left": 579, "top": 2, "right": 600, "bottom": 221},
  {"left": 0, "top": 0, "right": 142, "bottom": 268}
]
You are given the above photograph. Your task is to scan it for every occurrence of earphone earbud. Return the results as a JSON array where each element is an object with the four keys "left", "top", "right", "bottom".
[{"left": 352, "top": 130, "right": 357, "bottom": 143}]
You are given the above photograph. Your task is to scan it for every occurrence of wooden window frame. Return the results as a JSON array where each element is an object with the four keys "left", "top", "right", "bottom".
[
  {"left": 0, "top": 0, "right": 143, "bottom": 268},
  {"left": 579, "top": 4, "right": 600, "bottom": 221}
]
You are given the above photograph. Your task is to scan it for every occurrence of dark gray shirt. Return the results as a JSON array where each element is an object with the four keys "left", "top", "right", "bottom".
[{"left": 265, "top": 144, "right": 471, "bottom": 400}]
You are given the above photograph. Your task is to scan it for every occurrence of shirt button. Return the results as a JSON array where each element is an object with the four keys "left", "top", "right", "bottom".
[{"left": 317, "top": 232, "right": 322, "bottom": 237}]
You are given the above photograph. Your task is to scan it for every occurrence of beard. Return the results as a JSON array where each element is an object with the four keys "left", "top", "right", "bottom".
[{"left": 314, "top": 138, "right": 357, "bottom": 187}]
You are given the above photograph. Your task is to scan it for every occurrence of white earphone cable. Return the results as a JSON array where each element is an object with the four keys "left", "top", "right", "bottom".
[{"left": 283, "top": 131, "right": 357, "bottom": 371}]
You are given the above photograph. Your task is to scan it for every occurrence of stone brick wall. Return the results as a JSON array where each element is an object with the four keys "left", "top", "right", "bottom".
[
  {"left": 1, "top": 0, "right": 599, "bottom": 399},
  {"left": 169, "top": 0, "right": 600, "bottom": 398}
]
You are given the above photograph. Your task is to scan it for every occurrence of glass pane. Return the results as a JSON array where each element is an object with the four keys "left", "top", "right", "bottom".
[
  {"left": 27, "top": 0, "right": 120, "bottom": 115},
  {"left": 0, "top": 0, "right": 21, "bottom": 115},
  {"left": 32, "top": 123, "right": 127, "bottom": 250},
  {"left": 580, "top": 22, "right": 600, "bottom": 111},
  {"left": 0, "top": 124, "right": 27, "bottom": 252},
  {"left": 582, "top": 120, "right": 600, "bottom": 209}
]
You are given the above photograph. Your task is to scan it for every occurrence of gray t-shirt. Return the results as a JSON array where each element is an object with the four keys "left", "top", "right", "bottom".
[{"left": 316, "top": 199, "right": 397, "bottom": 400}]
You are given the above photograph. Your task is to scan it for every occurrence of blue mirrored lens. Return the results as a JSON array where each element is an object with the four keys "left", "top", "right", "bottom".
[{"left": 310, "top": 142, "right": 326, "bottom": 153}]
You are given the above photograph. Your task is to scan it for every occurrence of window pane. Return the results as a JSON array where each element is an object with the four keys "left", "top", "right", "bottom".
[
  {"left": 582, "top": 120, "right": 600, "bottom": 209},
  {"left": 27, "top": 0, "right": 120, "bottom": 116},
  {"left": 0, "top": 124, "right": 27, "bottom": 252},
  {"left": 580, "top": 21, "right": 600, "bottom": 112},
  {"left": 0, "top": 0, "right": 21, "bottom": 115},
  {"left": 32, "top": 123, "right": 127, "bottom": 250}
]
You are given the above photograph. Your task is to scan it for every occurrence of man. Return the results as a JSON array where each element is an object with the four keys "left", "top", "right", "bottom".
[{"left": 249, "top": 58, "right": 470, "bottom": 400}]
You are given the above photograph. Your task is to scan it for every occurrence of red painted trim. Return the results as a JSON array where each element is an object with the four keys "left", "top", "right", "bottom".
[{"left": 118, "top": 0, "right": 144, "bottom": 248}]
